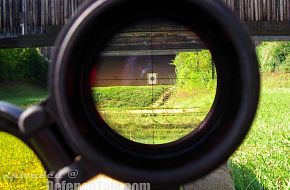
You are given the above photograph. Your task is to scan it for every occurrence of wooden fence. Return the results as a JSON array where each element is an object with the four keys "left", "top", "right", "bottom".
[
  {"left": 225, "top": 0, "right": 290, "bottom": 21},
  {"left": 0, "top": 0, "right": 289, "bottom": 37}
]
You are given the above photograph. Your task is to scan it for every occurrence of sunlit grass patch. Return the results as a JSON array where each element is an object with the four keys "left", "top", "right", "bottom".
[{"left": 0, "top": 133, "right": 47, "bottom": 190}]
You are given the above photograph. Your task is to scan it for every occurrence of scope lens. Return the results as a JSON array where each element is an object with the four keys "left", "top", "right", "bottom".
[{"left": 90, "top": 18, "right": 217, "bottom": 144}]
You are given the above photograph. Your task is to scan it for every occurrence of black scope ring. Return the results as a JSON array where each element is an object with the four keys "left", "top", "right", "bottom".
[{"left": 47, "top": 0, "right": 260, "bottom": 187}]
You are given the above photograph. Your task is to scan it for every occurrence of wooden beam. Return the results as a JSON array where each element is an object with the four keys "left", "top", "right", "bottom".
[
  {"left": 244, "top": 21, "right": 290, "bottom": 36},
  {"left": 0, "top": 21, "right": 289, "bottom": 48},
  {"left": 102, "top": 49, "right": 203, "bottom": 56},
  {"left": 0, "top": 35, "right": 55, "bottom": 48}
]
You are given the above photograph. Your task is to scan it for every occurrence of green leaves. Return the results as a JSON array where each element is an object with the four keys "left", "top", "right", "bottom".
[
  {"left": 0, "top": 48, "right": 48, "bottom": 86},
  {"left": 257, "top": 42, "right": 290, "bottom": 73},
  {"left": 171, "top": 50, "right": 215, "bottom": 90}
]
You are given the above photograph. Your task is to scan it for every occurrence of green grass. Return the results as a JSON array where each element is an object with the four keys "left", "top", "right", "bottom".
[
  {"left": 94, "top": 85, "right": 216, "bottom": 144},
  {"left": 93, "top": 85, "right": 170, "bottom": 108},
  {"left": 0, "top": 134, "right": 47, "bottom": 190},
  {"left": 229, "top": 73, "right": 290, "bottom": 190},
  {"left": 101, "top": 112, "right": 208, "bottom": 144},
  {"left": 165, "top": 86, "right": 216, "bottom": 111},
  {"left": 261, "top": 72, "right": 290, "bottom": 89},
  {"left": 0, "top": 82, "right": 47, "bottom": 107}
]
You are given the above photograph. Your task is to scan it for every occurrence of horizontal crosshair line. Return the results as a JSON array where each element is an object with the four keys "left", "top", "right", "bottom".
[{"left": 95, "top": 78, "right": 203, "bottom": 80}]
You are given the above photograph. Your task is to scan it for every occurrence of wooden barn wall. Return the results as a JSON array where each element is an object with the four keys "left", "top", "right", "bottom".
[
  {"left": 0, "top": 0, "right": 90, "bottom": 37},
  {"left": 224, "top": 0, "right": 290, "bottom": 21},
  {"left": 0, "top": 0, "right": 289, "bottom": 37}
]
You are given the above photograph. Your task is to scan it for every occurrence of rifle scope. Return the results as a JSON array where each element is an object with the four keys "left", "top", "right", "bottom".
[{"left": 0, "top": 0, "right": 260, "bottom": 189}]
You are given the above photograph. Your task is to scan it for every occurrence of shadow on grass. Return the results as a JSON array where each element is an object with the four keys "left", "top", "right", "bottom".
[{"left": 228, "top": 162, "right": 265, "bottom": 190}]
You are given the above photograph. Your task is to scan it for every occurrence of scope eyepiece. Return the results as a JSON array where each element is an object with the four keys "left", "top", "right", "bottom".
[{"left": 0, "top": 0, "right": 260, "bottom": 188}]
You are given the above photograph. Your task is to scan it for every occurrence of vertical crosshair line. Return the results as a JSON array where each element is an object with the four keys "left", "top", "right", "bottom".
[{"left": 150, "top": 19, "right": 155, "bottom": 144}]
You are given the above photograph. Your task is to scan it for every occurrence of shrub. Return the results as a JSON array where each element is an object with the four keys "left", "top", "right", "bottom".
[
  {"left": 0, "top": 49, "right": 21, "bottom": 81},
  {"left": 0, "top": 48, "right": 48, "bottom": 86},
  {"left": 277, "top": 53, "right": 290, "bottom": 73},
  {"left": 171, "top": 50, "right": 215, "bottom": 90}
]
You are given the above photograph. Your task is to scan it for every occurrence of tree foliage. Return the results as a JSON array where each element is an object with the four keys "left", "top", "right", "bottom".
[
  {"left": 171, "top": 50, "right": 215, "bottom": 89},
  {"left": 0, "top": 48, "right": 48, "bottom": 85},
  {"left": 171, "top": 42, "right": 290, "bottom": 91},
  {"left": 257, "top": 42, "right": 290, "bottom": 73}
]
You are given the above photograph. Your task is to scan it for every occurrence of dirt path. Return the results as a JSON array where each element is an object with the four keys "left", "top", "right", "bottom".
[
  {"left": 99, "top": 108, "right": 199, "bottom": 114},
  {"left": 152, "top": 87, "right": 174, "bottom": 107}
]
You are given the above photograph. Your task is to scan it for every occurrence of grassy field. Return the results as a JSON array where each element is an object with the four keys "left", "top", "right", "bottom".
[
  {"left": 93, "top": 84, "right": 216, "bottom": 144},
  {"left": 0, "top": 82, "right": 47, "bottom": 107},
  {"left": 0, "top": 73, "right": 289, "bottom": 189},
  {"left": 229, "top": 73, "right": 290, "bottom": 190}
]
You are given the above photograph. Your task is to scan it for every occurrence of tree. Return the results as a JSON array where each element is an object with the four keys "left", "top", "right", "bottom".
[{"left": 171, "top": 50, "right": 215, "bottom": 90}]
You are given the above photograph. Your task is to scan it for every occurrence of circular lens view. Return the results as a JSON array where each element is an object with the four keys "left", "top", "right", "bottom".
[{"left": 91, "top": 19, "right": 216, "bottom": 144}]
